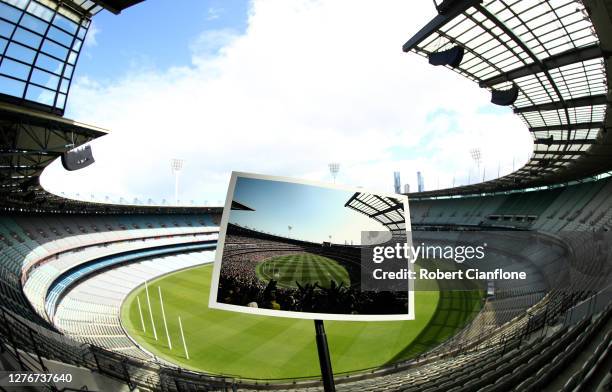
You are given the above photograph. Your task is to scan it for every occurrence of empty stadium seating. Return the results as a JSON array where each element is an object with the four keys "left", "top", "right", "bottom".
[
  {"left": 1, "top": 194, "right": 610, "bottom": 391},
  {"left": 1, "top": 178, "right": 611, "bottom": 392},
  {"left": 53, "top": 251, "right": 215, "bottom": 359},
  {"left": 409, "top": 176, "right": 612, "bottom": 232},
  {"left": 0, "top": 214, "right": 216, "bottom": 323}
]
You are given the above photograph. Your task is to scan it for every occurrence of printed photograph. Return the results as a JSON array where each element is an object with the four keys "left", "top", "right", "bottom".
[{"left": 212, "top": 174, "right": 413, "bottom": 318}]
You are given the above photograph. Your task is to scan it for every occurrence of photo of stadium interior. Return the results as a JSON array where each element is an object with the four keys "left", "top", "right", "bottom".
[
  {"left": 0, "top": 0, "right": 611, "bottom": 391},
  {"left": 215, "top": 182, "right": 412, "bottom": 317}
]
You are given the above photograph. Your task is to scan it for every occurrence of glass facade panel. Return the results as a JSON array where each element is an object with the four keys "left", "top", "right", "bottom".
[
  {"left": 6, "top": 42, "right": 36, "bottom": 62},
  {"left": 20, "top": 14, "right": 48, "bottom": 34},
  {"left": 0, "top": 0, "right": 89, "bottom": 114},
  {"left": 0, "top": 57, "right": 30, "bottom": 79},
  {"left": 0, "top": 74, "right": 25, "bottom": 96},
  {"left": 35, "top": 52, "right": 62, "bottom": 73},
  {"left": 25, "top": 83, "right": 55, "bottom": 105},
  {"left": 47, "top": 25, "right": 72, "bottom": 46},
  {"left": 30, "top": 67, "right": 59, "bottom": 89},
  {"left": 13, "top": 27, "right": 42, "bottom": 47}
]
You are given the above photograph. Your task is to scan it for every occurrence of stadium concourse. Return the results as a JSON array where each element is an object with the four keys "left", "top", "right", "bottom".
[{"left": 0, "top": 1, "right": 610, "bottom": 392}]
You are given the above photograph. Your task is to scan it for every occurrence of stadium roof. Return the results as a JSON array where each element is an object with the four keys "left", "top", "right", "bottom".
[
  {"left": 85, "top": 0, "right": 143, "bottom": 15},
  {"left": 0, "top": 102, "right": 219, "bottom": 214},
  {"left": 0, "top": 102, "right": 104, "bottom": 205},
  {"left": 231, "top": 200, "right": 255, "bottom": 211},
  {"left": 0, "top": 0, "right": 215, "bottom": 214},
  {"left": 0, "top": 0, "right": 145, "bottom": 115},
  {"left": 344, "top": 192, "right": 407, "bottom": 235},
  {"left": 58, "top": 0, "right": 143, "bottom": 16},
  {"left": 404, "top": 0, "right": 612, "bottom": 198}
]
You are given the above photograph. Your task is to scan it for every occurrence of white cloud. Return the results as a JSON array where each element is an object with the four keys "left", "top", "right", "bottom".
[
  {"left": 84, "top": 21, "right": 99, "bottom": 48},
  {"left": 41, "top": 0, "right": 533, "bottom": 206},
  {"left": 189, "top": 28, "right": 240, "bottom": 58},
  {"left": 207, "top": 7, "right": 223, "bottom": 20}
]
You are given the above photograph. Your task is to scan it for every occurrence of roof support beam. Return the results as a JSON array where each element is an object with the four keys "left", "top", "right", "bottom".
[
  {"left": 514, "top": 94, "right": 608, "bottom": 113},
  {"left": 529, "top": 122, "right": 604, "bottom": 132},
  {"left": 524, "top": 162, "right": 566, "bottom": 168},
  {"left": 531, "top": 157, "right": 576, "bottom": 162},
  {"left": 370, "top": 204, "right": 403, "bottom": 218},
  {"left": 480, "top": 45, "right": 605, "bottom": 88},
  {"left": 475, "top": 5, "right": 571, "bottom": 123},
  {"left": 343, "top": 193, "right": 359, "bottom": 207},
  {"left": 532, "top": 150, "right": 587, "bottom": 155},
  {"left": 0, "top": 165, "right": 46, "bottom": 170},
  {"left": 90, "top": 0, "right": 144, "bottom": 15},
  {"left": 0, "top": 149, "right": 62, "bottom": 157},
  {"left": 534, "top": 138, "right": 596, "bottom": 145},
  {"left": 373, "top": 194, "right": 395, "bottom": 208},
  {"left": 402, "top": 0, "right": 482, "bottom": 52}
]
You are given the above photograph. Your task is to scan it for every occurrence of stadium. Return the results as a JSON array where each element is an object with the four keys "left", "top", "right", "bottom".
[{"left": 0, "top": 0, "right": 611, "bottom": 391}]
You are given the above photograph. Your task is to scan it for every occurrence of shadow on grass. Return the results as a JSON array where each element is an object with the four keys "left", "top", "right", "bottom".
[{"left": 387, "top": 288, "right": 484, "bottom": 364}]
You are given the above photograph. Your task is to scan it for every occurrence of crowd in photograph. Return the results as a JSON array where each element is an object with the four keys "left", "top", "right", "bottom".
[
  {"left": 217, "top": 226, "right": 409, "bottom": 315},
  {"left": 218, "top": 273, "right": 409, "bottom": 315}
]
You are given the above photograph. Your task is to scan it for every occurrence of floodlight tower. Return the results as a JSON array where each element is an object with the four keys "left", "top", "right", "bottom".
[
  {"left": 170, "top": 159, "right": 184, "bottom": 205},
  {"left": 328, "top": 163, "right": 340, "bottom": 184},
  {"left": 470, "top": 148, "right": 481, "bottom": 184}
]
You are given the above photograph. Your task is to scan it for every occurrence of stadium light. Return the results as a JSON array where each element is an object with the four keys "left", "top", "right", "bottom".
[
  {"left": 470, "top": 148, "right": 482, "bottom": 184},
  {"left": 170, "top": 158, "right": 184, "bottom": 205},
  {"left": 328, "top": 163, "right": 340, "bottom": 184},
  {"left": 470, "top": 148, "right": 481, "bottom": 168}
]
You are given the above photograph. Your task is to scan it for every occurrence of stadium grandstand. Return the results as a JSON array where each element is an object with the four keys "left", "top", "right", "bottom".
[
  {"left": 0, "top": 0, "right": 610, "bottom": 391},
  {"left": 217, "top": 223, "right": 410, "bottom": 315}
]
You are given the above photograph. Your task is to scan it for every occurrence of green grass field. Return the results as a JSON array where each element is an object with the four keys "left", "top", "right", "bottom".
[
  {"left": 121, "top": 263, "right": 482, "bottom": 380},
  {"left": 255, "top": 253, "right": 351, "bottom": 289}
]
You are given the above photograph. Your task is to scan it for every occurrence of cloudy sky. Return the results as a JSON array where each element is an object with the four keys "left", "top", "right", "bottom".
[{"left": 41, "top": 0, "right": 533, "bottom": 206}]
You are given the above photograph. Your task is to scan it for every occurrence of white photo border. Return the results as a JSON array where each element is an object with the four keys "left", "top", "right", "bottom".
[{"left": 208, "top": 171, "right": 415, "bottom": 321}]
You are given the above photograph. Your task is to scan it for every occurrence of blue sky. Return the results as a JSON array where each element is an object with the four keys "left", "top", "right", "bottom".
[
  {"left": 230, "top": 177, "right": 386, "bottom": 244},
  {"left": 41, "top": 1, "right": 533, "bottom": 206},
  {"left": 73, "top": 0, "right": 249, "bottom": 93}
]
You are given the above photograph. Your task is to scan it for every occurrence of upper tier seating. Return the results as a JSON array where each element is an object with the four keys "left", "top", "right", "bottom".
[{"left": 409, "top": 176, "right": 612, "bottom": 232}]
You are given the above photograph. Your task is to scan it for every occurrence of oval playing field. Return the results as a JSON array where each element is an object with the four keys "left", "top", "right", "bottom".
[
  {"left": 121, "top": 263, "right": 482, "bottom": 380},
  {"left": 255, "top": 253, "right": 351, "bottom": 289}
]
